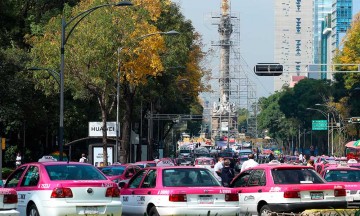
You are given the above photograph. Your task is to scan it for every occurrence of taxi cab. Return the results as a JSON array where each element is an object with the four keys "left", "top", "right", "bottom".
[
  {"left": 194, "top": 157, "right": 215, "bottom": 172},
  {"left": 4, "top": 161, "right": 122, "bottom": 216},
  {"left": 0, "top": 188, "right": 19, "bottom": 216},
  {"left": 119, "top": 166, "right": 240, "bottom": 216},
  {"left": 230, "top": 161, "right": 347, "bottom": 215},
  {"left": 99, "top": 164, "right": 141, "bottom": 183},
  {"left": 320, "top": 163, "right": 360, "bottom": 207}
]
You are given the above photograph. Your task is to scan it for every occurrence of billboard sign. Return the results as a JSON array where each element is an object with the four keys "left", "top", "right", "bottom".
[
  {"left": 93, "top": 146, "right": 113, "bottom": 167},
  {"left": 89, "top": 122, "right": 117, "bottom": 137}
]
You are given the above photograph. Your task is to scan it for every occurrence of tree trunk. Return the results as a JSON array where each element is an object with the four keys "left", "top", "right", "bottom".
[
  {"left": 120, "top": 90, "right": 133, "bottom": 164},
  {"left": 100, "top": 96, "right": 108, "bottom": 166}
]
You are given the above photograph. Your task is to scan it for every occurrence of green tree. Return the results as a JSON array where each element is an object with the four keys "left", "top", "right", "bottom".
[{"left": 29, "top": 0, "right": 205, "bottom": 164}]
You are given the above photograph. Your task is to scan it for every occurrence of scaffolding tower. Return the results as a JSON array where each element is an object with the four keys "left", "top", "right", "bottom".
[{"left": 206, "top": 0, "right": 258, "bottom": 144}]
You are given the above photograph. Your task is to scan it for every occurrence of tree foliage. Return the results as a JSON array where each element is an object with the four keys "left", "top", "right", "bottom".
[
  {"left": 27, "top": 0, "right": 205, "bottom": 163},
  {"left": 333, "top": 13, "right": 360, "bottom": 90}
]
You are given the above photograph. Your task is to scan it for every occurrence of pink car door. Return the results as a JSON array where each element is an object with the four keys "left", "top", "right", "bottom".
[
  {"left": 121, "top": 170, "right": 147, "bottom": 216},
  {"left": 236, "top": 169, "right": 266, "bottom": 215},
  {"left": 133, "top": 169, "right": 157, "bottom": 215}
]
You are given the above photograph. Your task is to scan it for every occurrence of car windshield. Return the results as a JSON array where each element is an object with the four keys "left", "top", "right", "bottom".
[
  {"left": 162, "top": 168, "right": 221, "bottom": 187},
  {"left": 45, "top": 164, "right": 107, "bottom": 180},
  {"left": 272, "top": 168, "right": 325, "bottom": 184},
  {"left": 197, "top": 159, "right": 212, "bottom": 165},
  {"left": 324, "top": 169, "right": 360, "bottom": 182},
  {"left": 100, "top": 166, "right": 125, "bottom": 176}
]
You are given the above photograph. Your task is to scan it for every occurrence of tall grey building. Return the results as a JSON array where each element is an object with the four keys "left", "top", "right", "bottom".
[{"left": 274, "top": 0, "right": 314, "bottom": 91}]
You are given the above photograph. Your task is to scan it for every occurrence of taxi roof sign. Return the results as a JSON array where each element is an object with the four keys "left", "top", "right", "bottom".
[
  {"left": 348, "top": 159, "right": 358, "bottom": 164},
  {"left": 38, "top": 155, "right": 57, "bottom": 162}
]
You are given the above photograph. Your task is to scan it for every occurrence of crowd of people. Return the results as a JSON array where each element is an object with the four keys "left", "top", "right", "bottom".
[
  {"left": 214, "top": 153, "right": 260, "bottom": 187},
  {"left": 213, "top": 151, "right": 318, "bottom": 187}
]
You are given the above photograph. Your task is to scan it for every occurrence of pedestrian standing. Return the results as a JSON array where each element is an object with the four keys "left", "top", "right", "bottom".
[
  {"left": 241, "top": 154, "right": 259, "bottom": 172},
  {"left": 268, "top": 152, "right": 275, "bottom": 161},
  {"left": 299, "top": 152, "right": 304, "bottom": 163},
  {"left": 221, "top": 159, "right": 235, "bottom": 187},
  {"left": 15, "top": 152, "right": 22, "bottom": 168},
  {"left": 79, "top": 153, "right": 87, "bottom": 163},
  {"left": 214, "top": 157, "right": 224, "bottom": 183}
]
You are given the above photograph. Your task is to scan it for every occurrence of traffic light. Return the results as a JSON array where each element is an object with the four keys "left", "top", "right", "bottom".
[
  {"left": 351, "top": 117, "right": 360, "bottom": 123},
  {"left": 254, "top": 63, "right": 283, "bottom": 76},
  {"left": 1, "top": 138, "right": 5, "bottom": 150}
]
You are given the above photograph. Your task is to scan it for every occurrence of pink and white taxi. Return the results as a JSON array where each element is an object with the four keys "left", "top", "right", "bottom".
[
  {"left": 4, "top": 161, "right": 122, "bottom": 216},
  {"left": 194, "top": 157, "right": 215, "bottom": 172},
  {"left": 0, "top": 188, "right": 19, "bottom": 216},
  {"left": 320, "top": 163, "right": 360, "bottom": 207},
  {"left": 230, "top": 161, "right": 347, "bottom": 215},
  {"left": 119, "top": 166, "right": 240, "bottom": 216}
]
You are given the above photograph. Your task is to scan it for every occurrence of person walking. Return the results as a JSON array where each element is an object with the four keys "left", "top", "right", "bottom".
[
  {"left": 79, "top": 153, "right": 87, "bottom": 163},
  {"left": 214, "top": 157, "right": 224, "bottom": 182},
  {"left": 221, "top": 159, "right": 235, "bottom": 187},
  {"left": 241, "top": 154, "right": 259, "bottom": 173},
  {"left": 15, "top": 152, "right": 22, "bottom": 168}
]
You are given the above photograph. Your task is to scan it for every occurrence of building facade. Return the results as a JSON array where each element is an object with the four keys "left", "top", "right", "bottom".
[
  {"left": 274, "top": 0, "right": 353, "bottom": 89},
  {"left": 274, "top": 0, "right": 314, "bottom": 91}
]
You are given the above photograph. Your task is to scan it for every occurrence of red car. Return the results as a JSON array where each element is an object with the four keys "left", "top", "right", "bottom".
[
  {"left": 229, "top": 161, "right": 347, "bottom": 215},
  {"left": 99, "top": 164, "right": 141, "bottom": 183}
]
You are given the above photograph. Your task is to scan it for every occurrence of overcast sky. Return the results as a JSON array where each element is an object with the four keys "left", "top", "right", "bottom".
[{"left": 171, "top": 0, "right": 360, "bottom": 99}]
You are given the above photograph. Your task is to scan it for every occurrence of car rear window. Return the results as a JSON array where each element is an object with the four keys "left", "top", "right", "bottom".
[
  {"left": 100, "top": 167, "right": 125, "bottom": 176},
  {"left": 324, "top": 169, "right": 360, "bottom": 182},
  {"left": 45, "top": 164, "right": 107, "bottom": 180},
  {"left": 272, "top": 168, "right": 325, "bottom": 184},
  {"left": 162, "top": 168, "right": 221, "bottom": 187},
  {"left": 197, "top": 159, "right": 212, "bottom": 165}
]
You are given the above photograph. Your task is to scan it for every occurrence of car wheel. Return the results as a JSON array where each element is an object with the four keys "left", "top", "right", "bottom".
[
  {"left": 28, "top": 204, "right": 40, "bottom": 216},
  {"left": 149, "top": 206, "right": 160, "bottom": 216},
  {"left": 259, "top": 205, "right": 272, "bottom": 216}
]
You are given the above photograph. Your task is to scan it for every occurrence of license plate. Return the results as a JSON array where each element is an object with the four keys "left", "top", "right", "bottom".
[
  {"left": 83, "top": 207, "right": 99, "bottom": 214},
  {"left": 310, "top": 192, "right": 324, "bottom": 200},
  {"left": 198, "top": 195, "right": 214, "bottom": 204}
]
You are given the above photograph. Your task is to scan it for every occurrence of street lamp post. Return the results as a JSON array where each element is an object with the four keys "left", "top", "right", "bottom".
[
  {"left": 59, "top": 1, "right": 132, "bottom": 161},
  {"left": 315, "top": 103, "right": 342, "bottom": 156},
  {"left": 28, "top": 67, "right": 60, "bottom": 86},
  {"left": 306, "top": 107, "right": 330, "bottom": 155},
  {"left": 115, "top": 30, "right": 179, "bottom": 162}
]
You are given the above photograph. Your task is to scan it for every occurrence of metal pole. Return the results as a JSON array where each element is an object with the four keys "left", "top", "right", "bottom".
[
  {"left": 59, "top": 17, "right": 65, "bottom": 161},
  {"left": 0, "top": 137, "right": 2, "bottom": 180},
  {"left": 298, "top": 127, "right": 300, "bottom": 153},
  {"left": 140, "top": 100, "right": 143, "bottom": 161},
  {"left": 327, "top": 113, "right": 329, "bottom": 156},
  {"left": 227, "top": 109, "right": 230, "bottom": 149},
  {"left": 115, "top": 47, "right": 121, "bottom": 163},
  {"left": 303, "top": 129, "right": 305, "bottom": 152},
  {"left": 331, "top": 117, "right": 334, "bottom": 156}
]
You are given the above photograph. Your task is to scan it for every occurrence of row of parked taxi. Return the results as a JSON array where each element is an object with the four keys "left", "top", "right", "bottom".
[{"left": 1, "top": 155, "right": 359, "bottom": 216}]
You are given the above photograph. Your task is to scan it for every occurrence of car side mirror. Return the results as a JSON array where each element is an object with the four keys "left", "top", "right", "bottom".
[{"left": 118, "top": 182, "right": 127, "bottom": 188}]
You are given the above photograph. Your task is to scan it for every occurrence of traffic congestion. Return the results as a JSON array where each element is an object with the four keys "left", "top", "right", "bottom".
[
  {"left": 3, "top": 0, "right": 360, "bottom": 216},
  {"left": 2, "top": 146, "right": 360, "bottom": 216}
]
